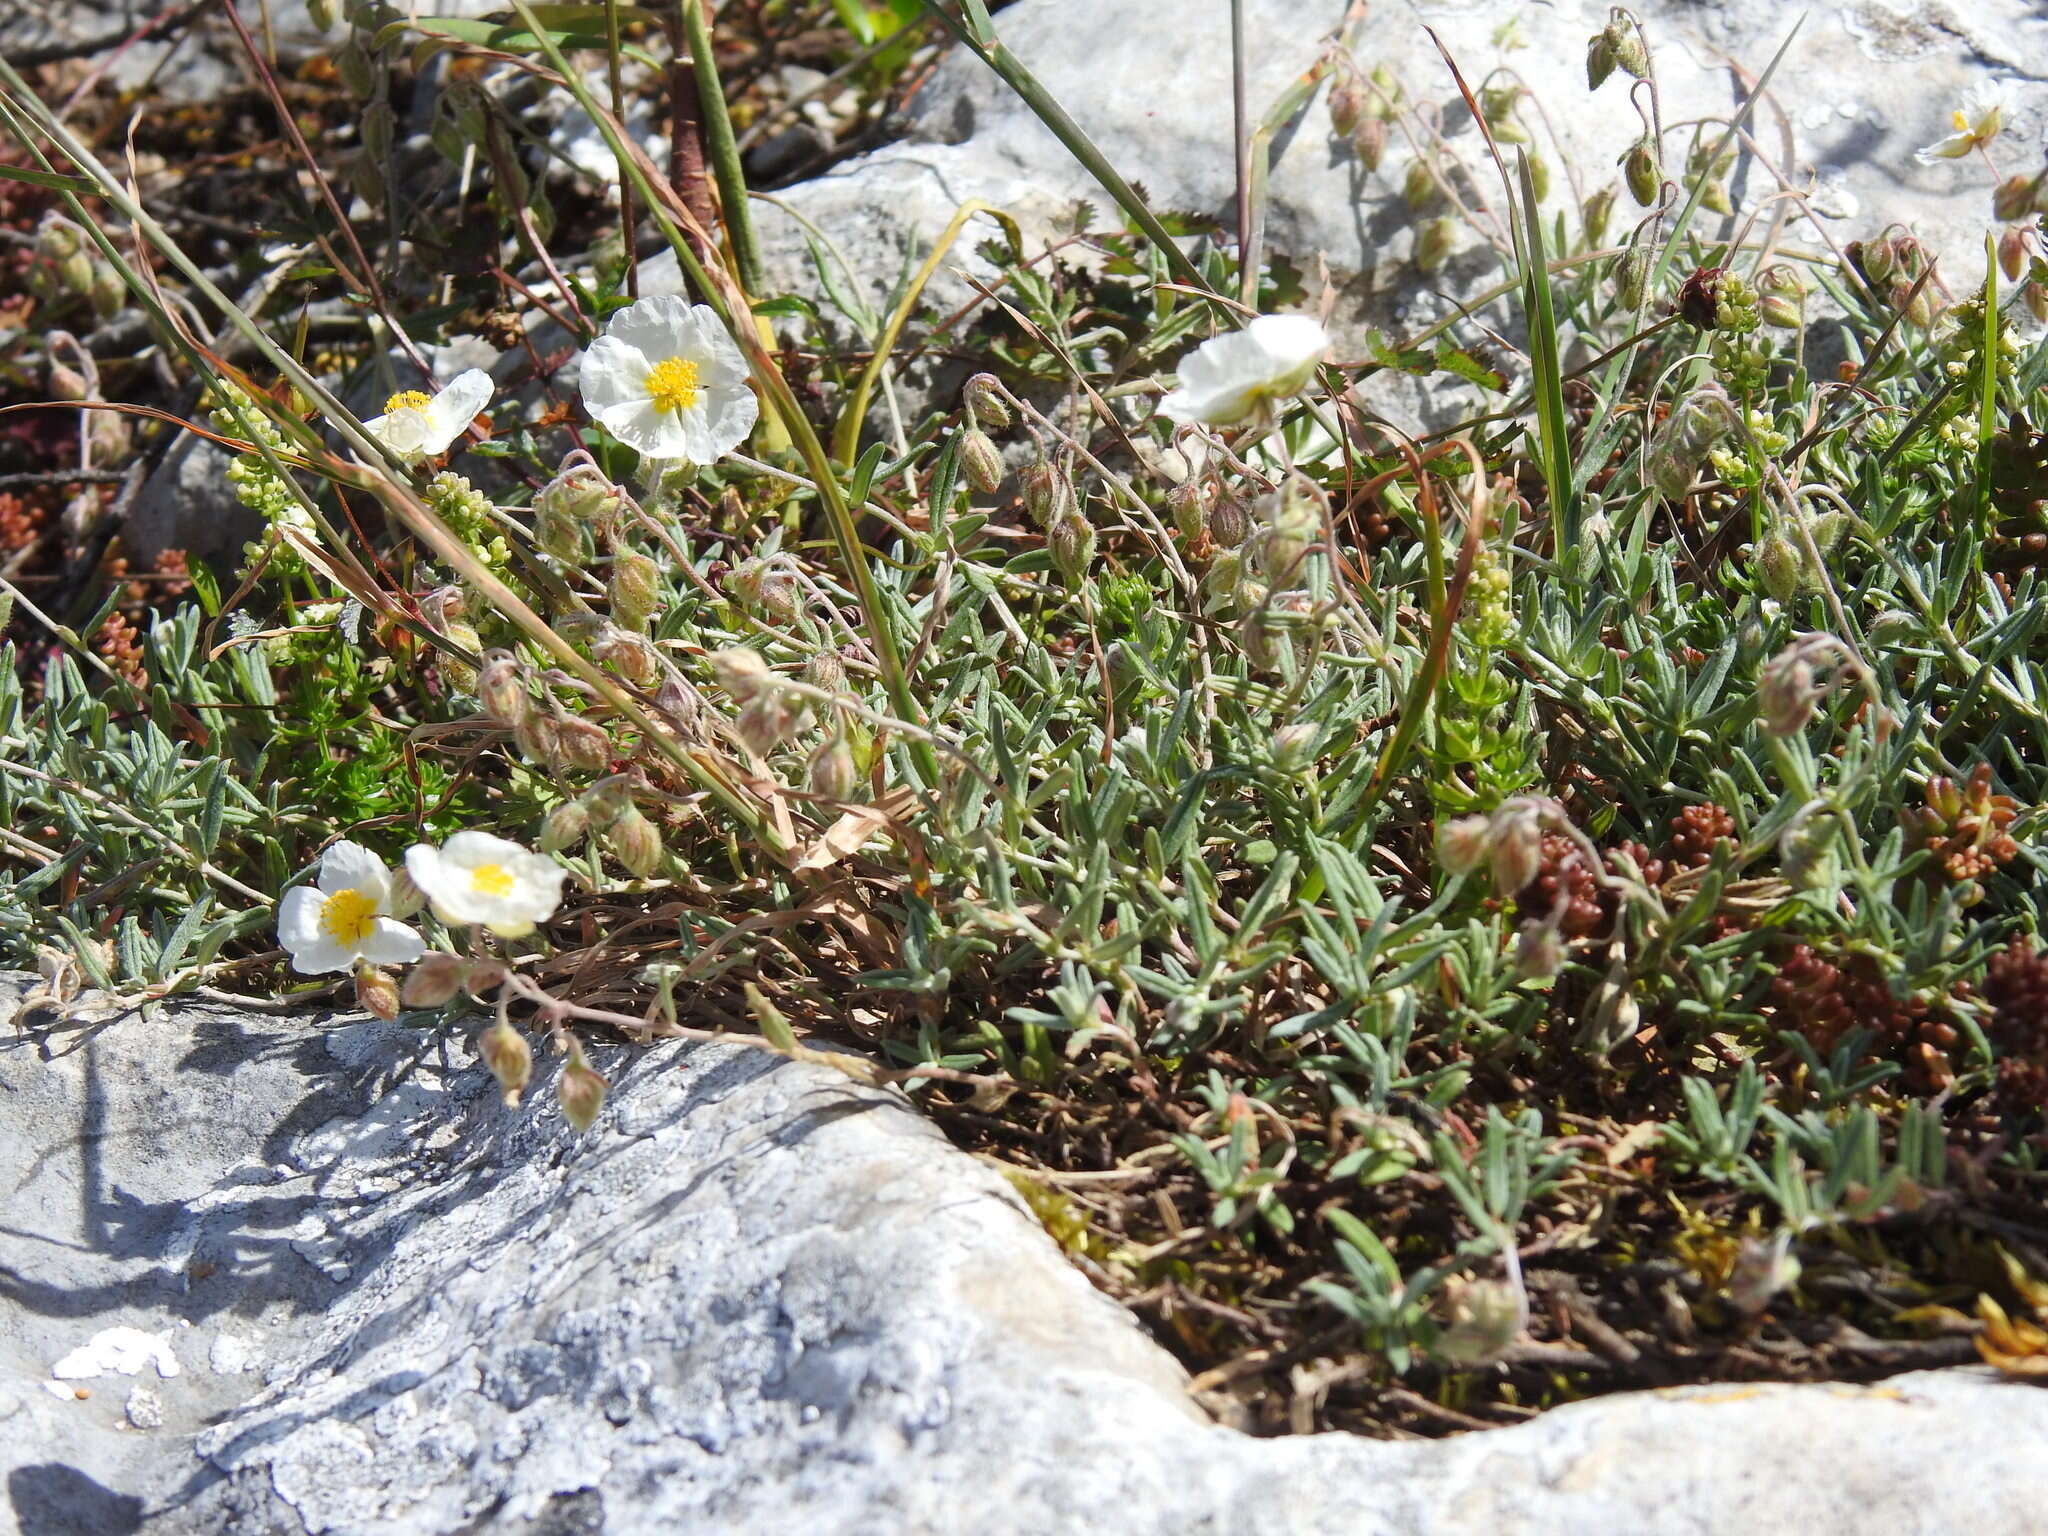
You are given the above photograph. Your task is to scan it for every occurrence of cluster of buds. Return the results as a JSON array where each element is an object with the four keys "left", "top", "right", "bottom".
[
  {"left": 425, "top": 471, "right": 511, "bottom": 572},
  {"left": 1585, "top": 8, "right": 1651, "bottom": 90},
  {"left": 1756, "top": 632, "right": 1860, "bottom": 737},
  {"left": 711, "top": 646, "right": 813, "bottom": 755},
  {"left": 1845, "top": 230, "right": 1938, "bottom": 328},
  {"left": 1902, "top": 762, "right": 2020, "bottom": 895},
  {"left": 1644, "top": 382, "right": 1737, "bottom": 501},
  {"left": 1328, "top": 62, "right": 1401, "bottom": 172},
  {"left": 1437, "top": 797, "right": 1598, "bottom": 982},
  {"left": 726, "top": 553, "right": 801, "bottom": 623},
  {"left": 28, "top": 214, "right": 124, "bottom": 320},
  {"left": 1676, "top": 266, "right": 1759, "bottom": 334},
  {"left": 959, "top": 373, "right": 1012, "bottom": 494}
]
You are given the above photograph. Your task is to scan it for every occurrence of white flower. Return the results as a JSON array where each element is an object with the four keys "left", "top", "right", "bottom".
[
  {"left": 1160, "top": 314, "right": 1331, "bottom": 427},
  {"left": 1916, "top": 79, "right": 2014, "bottom": 163},
  {"left": 277, "top": 840, "right": 426, "bottom": 976},
  {"left": 406, "top": 831, "right": 566, "bottom": 939},
  {"left": 364, "top": 368, "right": 492, "bottom": 461},
  {"left": 578, "top": 295, "right": 758, "bottom": 461}
]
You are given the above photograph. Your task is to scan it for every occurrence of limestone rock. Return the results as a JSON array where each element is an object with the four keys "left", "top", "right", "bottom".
[{"left": 4, "top": 972, "right": 2047, "bottom": 1534}]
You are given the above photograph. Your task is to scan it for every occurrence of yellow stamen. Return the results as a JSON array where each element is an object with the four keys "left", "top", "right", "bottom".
[
  {"left": 645, "top": 356, "right": 702, "bottom": 415},
  {"left": 1952, "top": 109, "right": 1970, "bottom": 131},
  {"left": 320, "top": 888, "right": 379, "bottom": 946},
  {"left": 385, "top": 389, "right": 433, "bottom": 415},
  {"left": 469, "top": 863, "right": 515, "bottom": 898}
]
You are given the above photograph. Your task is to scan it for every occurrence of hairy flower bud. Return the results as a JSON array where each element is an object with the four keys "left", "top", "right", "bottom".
[
  {"left": 1351, "top": 116, "right": 1388, "bottom": 173},
  {"left": 1167, "top": 479, "right": 1206, "bottom": 541},
  {"left": 1623, "top": 138, "right": 1660, "bottom": 207},
  {"left": 803, "top": 648, "right": 847, "bottom": 695},
  {"left": 401, "top": 952, "right": 468, "bottom": 1008},
  {"left": 552, "top": 712, "right": 613, "bottom": 775},
  {"left": 477, "top": 651, "right": 529, "bottom": 727},
  {"left": 1436, "top": 814, "right": 1493, "bottom": 876},
  {"left": 1582, "top": 186, "right": 1615, "bottom": 248},
  {"left": 480, "top": 1019, "right": 534, "bottom": 1107},
  {"left": 1607, "top": 14, "right": 1650, "bottom": 78},
  {"left": 609, "top": 549, "right": 661, "bottom": 629},
  {"left": 711, "top": 646, "right": 773, "bottom": 702},
  {"left": 557, "top": 1048, "right": 607, "bottom": 1130},
  {"left": 1758, "top": 647, "right": 1821, "bottom": 737},
  {"left": 808, "top": 726, "right": 860, "bottom": 801},
  {"left": 354, "top": 964, "right": 401, "bottom": 1022},
  {"left": 1586, "top": 31, "right": 1617, "bottom": 90},
  {"left": 604, "top": 804, "right": 662, "bottom": 878},
  {"left": 385, "top": 867, "right": 427, "bottom": 921},
  {"left": 1488, "top": 802, "right": 1544, "bottom": 895},
  {"left": 537, "top": 464, "right": 620, "bottom": 526},
  {"left": 1611, "top": 244, "right": 1651, "bottom": 309},
  {"left": 1992, "top": 174, "right": 2040, "bottom": 224},
  {"left": 1328, "top": 77, "right": 1363, "bottom": 137},
  {"left": 593, "top": 628, "right": 660, "bottom": 688},
  {"left": 1018, "top": 461, "right": 1073, "bottom": 528},
  {"left": 1207, "top": 494, "right": 1251, "bottom": 549},
  {"left": 960, "top": 428, "right": 1004, "bottom": 494},
  {"left": 1755, "top": 530, "right": 1803, "bottom": 602},
  {"left": 513, "top": 711, "right": 560, "bottom": 765},
  {"left": 963, "top": 372, "right": 1010, "bottom": 431},
  {"left": 1046, "top": 511, "right": 1097, "bottom": 586},
  {"left": 1646, "top": 383, "right": 1736, "bottom": 501},
  {"left": 1402, "top": 158, "right": 1439, "bottom": 212},
  {"left": 1270, "top": 722, "right": 1319, "bottom": 774},
  {"left": 1998, "top": 225, "right": 2029, "bottom": 283},
  {"left": 538, "top": 797, "right": 590, "bottom": 853},
  {"left": 1414, "top": 216, "right": 1456, "bottom": 273},
  {"left": 307, "top": 0, "right": 339, "bottom": 29}
]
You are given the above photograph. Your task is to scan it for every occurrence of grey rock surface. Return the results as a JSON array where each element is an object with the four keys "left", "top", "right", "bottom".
[
  {"left": 6, "top": 971, "right": 2048, "bottom": 1535},
  {"left": 737, "top": 0, "right": 2046, "bottom": 428}
]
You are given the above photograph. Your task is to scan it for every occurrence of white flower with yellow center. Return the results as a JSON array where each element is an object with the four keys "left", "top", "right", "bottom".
[
  {"left": 277, "top": 840, "right": 426, "bottom": 975},
  {"left": 1916, "top": 79, "right": 2014, "bottom": 163},
  {"left": 405, "top": 831, "right": 566, "bottom": 939},
  {"left": 364, "top": 368, "right": 492, "bottom": 461},
  {"left": 577, "top": 295, "right": 757, "bottom": 461},
  {"left": 1160, "top": 314, "right": 1332, "bottom": 427}
]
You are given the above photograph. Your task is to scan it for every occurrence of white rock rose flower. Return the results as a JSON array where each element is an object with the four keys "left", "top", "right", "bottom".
[
  {"left": 1160, "top": 314, "right": 1331, "bottom": 427},
  {"left": 578, "top": 295, "right": 758, "bottom": 461},
  {"left": 277, "top": 840, "right": 426, "bottom": 975},
  {"left": 364, "top": 367, "right": 492, "bottom": 461},
  {"left": 1916, "top": 79, "right": 2014, "bottom": 163},
  {"left": 406, "top": 831, "right": 566, "bottom": 939}
]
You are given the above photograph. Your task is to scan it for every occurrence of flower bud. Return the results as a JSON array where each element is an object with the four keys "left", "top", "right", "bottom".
[
  {"left": 808, "top": 726, "right": 860, "bottom": 801},
  {"left": 514, "top": 711, "right": 560, "bottom": 765},
  {"left": 963, "top": 372, "right": 1011, "bottom": 430},
  {"left": 1623, "top": 139, "right": 1660, "bottom": 207},
  {"left": 1207, "top": 495, "right": 1251, "bottom": 549},
  {"left": 354, "top": 964, "right": 401, "bottom": 1022},
  {"left": 1488, "top": 803, "right": 1544, "bottom": 895},
  {"left": 1368, "top": 63, "right": 1401, "bottom": 112},
  {"left": 1515, "top": 920, "right": 1565, "bottom": 981},
  {"left": 1402, "top": 159, "right": 1439, "bottom": 211},
  {"left": 593, "top": 628, "right": 660, "bottom": 687},
  {"left": 539, "top": 797, "right": 590, "bottom": 853},
  {"left": 1758, "top": 648, "right": 1820, "bottom": 736},
  {"left": 1436, "top": 814, "right": 1492, "bottom": 876},
  {"left": 1018, "top": 461, "right": 1073, "bottom": 527},
  {"left": 384, "top": 867, "right": 427, "bottom": 921},
  {"left": 480, "top": 1019, "right": 534, "bottom": 1107},
  {"left": 552, "top": 712, "right": 613, "bottom": 775},
  {"left": 1582, "top": 186, "right": 1615, "bottom": 247},
  {"left": 1351, "top": 116, "right": 1388, "bottom": 173},
  {"left": 89, "top": 262, "right": 124, "bottom": 320},
  {"left": 1047, "top": 511, "right": 1097, "bottom": 586},
  {"left": 604, "top": 804, "right": 662, "bottom": 878},
  {"left": 35, "top": 214, "right": 81, "bottom": 263},
  {"left": 1611, "top": 244, "right": 1650, "bottom": 309},
  {"left": 2025, "top": 281, "right": 2048, "bottom": 326},
  {"left": 477, "top": 651, "right": 529, "bottom": 726},
  {"left": 736, "top": 693, "right": 804, "bottom": 756},
  {"left": 609, "top": 549, "right": 661, "bottom": 629},
  {"left": 308, "top": 0, "right": 339, "bottom": 29},
  {"left": 1259, "top": 489, "right": 1320, "bottom": 584},
  {"left": 803, "top": 649, "right": 847, "bottom": 695},
  {"left": 1586, "top": 31, "right": 1617, "bottom": 89},
  {"left": 1527, "top": 154, "right": 1551, "bottom": 204},
  {"left": 1481, "top": 85, "right": 1528, "bottom": 144},
  {"left": 402, "top": 952, "right": 469, "bottom": 1008},
  {"left": 711, "top": 646, "right": 773, "bottom": 702},
  {"left": 1993, "top": 175, "right": 2039, "bottom": 223},
  {"left": 1436, "top": 1277, "right": 1525, "bottom": 1363},
  {"left": 1166, "top": 479, "right": 1206, "bottom": 541},
  {"left": 1414, "top": 216, "right": 1456, "bottom": 273},
  {"left": 557, "top": 1049, "right": 607, "bottom": 1130},
  {"left": 1755, "top": 530, "right": 1803, "bottom": 602},
  {"left": 1855, "top": 236, "right": 1896, "bottom": 285},
  {"left": 1999, "top": 226, "right": 2029, "bottom": 283},
  {"left": 1608, "top": 16, "right": 1651, "bottom": 79},
  {"left": 46, "top": 358, "right": 88, "bottom": 403},
  {"left": 1270, "top": 722, "right": 1319, "bottom": 773},
  {"left": 537, "top": 464, "right": 620, "bottom": 525},
  {"left": 1328, "top": 77, "right": 1363, "bottom": 137},
  {"left": 960, "top": 428, "right": 1004, "bottom": 494}
]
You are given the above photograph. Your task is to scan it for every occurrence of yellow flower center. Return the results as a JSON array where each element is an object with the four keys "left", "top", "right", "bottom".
[
  {"left": 1953, "top": 108, "right": 1970, "bottom": 131},
  {"left": 645, "top": 356, "right": 701, "bottom": 415},
  {"left": 469, "top": 862, "right": 516, "bottom": 898},
  {"left": 320, "top": 888, "right": 379, "bottom": 946},
  {"left": 385, "top": 389, "right": 434, "bottom": 415}
]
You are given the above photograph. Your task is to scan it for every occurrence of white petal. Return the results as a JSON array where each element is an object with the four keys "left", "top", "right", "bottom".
[
  {"left": 1916, "top": 132, "right": 1976, "bottom": 162},
  {"left": 421, "top": 369, "right": 492, "bottom": 454},
  {"left": 277, "top": 886, "right": 327, "bottom": 950},
  {"left": 372, "top": 408, "right": 433, "bottom": 460},
  {"left": 356, "top": 918, "right": 426, "bottom": 967},
  {"left": 483, "top": 919, "right": 537, "bottom": 940},
  {"left": 287, "top": 934, "right": 355, "bottom": 976},
  {"left": 318, "top": 840, "right": 390, "bottom": 902},
  {"left": 603, "top": 293, "right": 697, "bottom": 359},
  {"left": 700, "top": 381, "right": 759, "bottom": 460},
  {"left": 579, "top": 335, "right": 652, "bottom": 417},
  {"left": 600, "top": 398, "right": 694, "bottom": 459}
]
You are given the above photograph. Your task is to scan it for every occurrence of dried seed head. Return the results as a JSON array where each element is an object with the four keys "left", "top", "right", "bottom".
[
  {"left": 538, "top": 797, "right": 590, "bottom": 853},
  {"left": 401, "top": 952, "right": 469, "bottom": 1008},
  {"left": 354, "top": 964, "right": 401, "bottom": 1022},
  {"left": 963, "top": 372, "right": 1011, "bottom": 430},
  {"left": 961, "top": 428, "right": 1005, "bottom": 494},
  {"left": 604, "top": 805, "right": 663, "bottom": 879},
  {"left": 480, "top": 1019, "right": 534, "bottom": 1107},
  {"left": 557, "top": 1053, "right": 608, "bottom": 1131}
]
